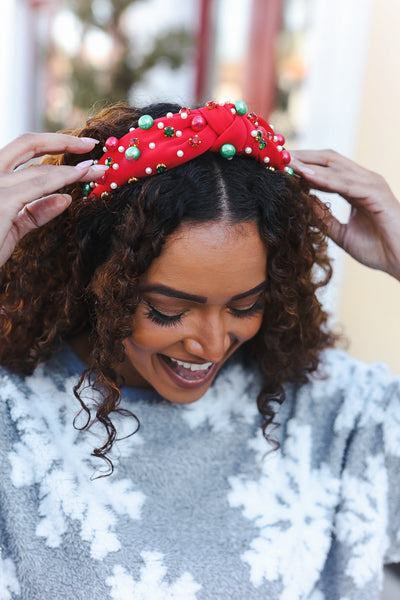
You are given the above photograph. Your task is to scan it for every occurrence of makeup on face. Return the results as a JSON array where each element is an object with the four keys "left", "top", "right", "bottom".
[{"left": 119, "top": 220, "right": 268, "bottom": 404}]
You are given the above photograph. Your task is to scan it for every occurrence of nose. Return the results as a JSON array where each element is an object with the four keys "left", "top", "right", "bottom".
[{"left": 183, "top": 313, "right": 234, "bottom": 363}]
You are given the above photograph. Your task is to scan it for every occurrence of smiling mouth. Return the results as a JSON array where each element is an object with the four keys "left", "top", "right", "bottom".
[{"left": 158, "top": 354, "right": 218, "bottom": 389}]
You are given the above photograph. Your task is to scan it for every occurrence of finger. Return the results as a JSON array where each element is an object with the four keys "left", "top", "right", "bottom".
[
  {"left": 289, "top": 156, "right": 374, "bottom": 202},
  {"left": 0, "top": 162, "right": 109, "bottom": 189},
  {"left": 2, "top": 163, "right": 105, "bottom": 210},
  {"left": 14, "top": 194, "right": 72, "bottom": 234},
  {"left": 0, "top": 133, "right": 100, "bottom": 173},
  {"left": 290, "top": 149, "right": 360, "bottom": 171},
  {"left": 312, "top": 196, "right": 347, "bottom": 249}
]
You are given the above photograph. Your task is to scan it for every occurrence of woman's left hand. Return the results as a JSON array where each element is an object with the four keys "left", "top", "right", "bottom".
[{"left": 290, "top": 149, "right": 400, "bottom": 281}]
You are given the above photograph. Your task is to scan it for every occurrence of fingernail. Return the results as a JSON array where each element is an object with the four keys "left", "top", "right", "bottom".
[
  {"left": 56, "top": 194, "right": 72, "bottom": 208},
  {"left": 75, "top": 159, "right": 94, "bottom": 170},
  {"left": 80, "top": 137, "right": 100, "bottom": 144},
  {"left": 297, "top": 166, "right": 315, "bottom": 175},
  {"left": 90, "top": 165, "right": 110, "bottom": 173}
]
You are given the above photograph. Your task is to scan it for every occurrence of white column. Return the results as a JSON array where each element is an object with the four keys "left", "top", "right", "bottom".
[
  {"left": 0, "top": 0, "right": 38, "bottom": 145},
  {"left": 298, "top": 0, "right": 374, "bottom": 314}
]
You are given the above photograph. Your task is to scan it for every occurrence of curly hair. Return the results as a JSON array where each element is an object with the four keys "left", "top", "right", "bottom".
[{"left": 0, "top": 102, "right": 336, "bottom": 474}]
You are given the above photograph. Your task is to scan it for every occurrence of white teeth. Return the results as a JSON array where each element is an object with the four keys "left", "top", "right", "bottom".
[{"left": 169, "top": 357, "right": 213, "bottom": 371}]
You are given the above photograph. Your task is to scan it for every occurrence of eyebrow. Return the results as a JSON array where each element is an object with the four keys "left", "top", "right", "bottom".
[{"left": 139, "top": 281, "right": 267, "bottom": 304}]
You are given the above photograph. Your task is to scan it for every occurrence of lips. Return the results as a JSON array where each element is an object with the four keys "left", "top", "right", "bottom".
[{"left": 158, "top": 354, "right": 219, "bottom": 389}]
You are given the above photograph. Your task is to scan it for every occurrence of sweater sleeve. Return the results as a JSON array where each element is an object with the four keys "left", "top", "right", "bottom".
[{"left": 332, "top": 357, "right": 400, "bottom": 569}]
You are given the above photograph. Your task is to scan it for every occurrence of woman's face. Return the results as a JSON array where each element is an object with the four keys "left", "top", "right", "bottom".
[{"left": 121, "top": 220, "right": 267, "bottom": 403}]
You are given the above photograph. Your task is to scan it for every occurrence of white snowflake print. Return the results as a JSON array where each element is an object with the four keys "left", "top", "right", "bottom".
[
  {"left": 181, "top": 363, "right": 259, "bottom": 432},
  {"left": 4, "top": 368, "right": 145, "bottom": 560},
  {"left": 335, "top": 454, "right": 389, "bottom": 588},
  {"left": 0, "top": 554, "right": 21, "bottom": 600},
  {"left": 106, "top": 552, "right": 201, "bottom": 600},
  {"left": 228, "top": 421, "right": 340, "bottom": 600}
]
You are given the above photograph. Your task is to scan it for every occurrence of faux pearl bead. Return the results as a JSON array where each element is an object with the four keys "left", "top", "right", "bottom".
[
  {"left": 177, "top": 150, "right": 184, "bottom": 157},
  {"left": 145, "top": 167, "right": 152, "bottom": 175},
  {"left": 129, "top": 127, "right": 135, "bottom": 132},
  {"left": 245, "top": 146, "right": 252, "bottom": 154},
  {"left": 180, "top": 112, "right": 188, "bottom": 119},
  {"left": 112, "top": 163, "right": 119, "bottom": 170},
  {"left": 191, "top": 115, "right": 206, "bottom": 132},
  {"left": 277, "top": 145, "right": 283, "bottom": 152},
  {"left": 176, "top": 130, "right": 182, "bottom": 137},
  {"left": 125, "top": 146, "right": 141, "bottom": 161},
  {"left": 138, "top": 115, "right": 154, "bottom": 130},
  {"left": 149, "top": 142, "right": 156, "bottom": 149},
  {"left": 263, "top": 157, "right": 270, "bottom": 164},
  {"left": 105, "top": 136, "right": 118, "bottom": 151},
  {"left": 110, "top": 182, "right": 117, "bottom": 189},
  {"left": 157, "top": 122, "right": 164, "bottom": 129},
  {"left": 220, "top": 143, "right": 236, "bottom": 159},
  {"left": 231, "top": 108, "right": 236, "bottom": 114},
  {"left": 234, "top": 100, "right": 248, "bottom": 115},
  {"left": 166, "top": 112, "right": 173, "bottom": 118},
  {"left": 118, "top": 146, "right": 124, "bottom": 152}
]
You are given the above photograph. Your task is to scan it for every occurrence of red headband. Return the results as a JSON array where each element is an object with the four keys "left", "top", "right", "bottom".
[{"left": 87, "top": 101, "right": 292, "bottom": 199}]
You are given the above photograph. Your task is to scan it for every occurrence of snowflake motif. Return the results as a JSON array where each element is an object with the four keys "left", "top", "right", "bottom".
[
  {"left": 106, "top": 552, "right": 201, "bottom": 600},
  {"left": 335, "top": 454, "right": 389, "bottom": 588},
  {"left": 228, "top": 421, "right": 340, "bottom": 600},
  {"left": 0, "top": 554, "right": 20, "bottom": 600},
  {"left": 180, "top": 363, "right": 259, "bottom": 432},
  {"left": 4, "top": 367, "right": 145, "bottom": 560}
]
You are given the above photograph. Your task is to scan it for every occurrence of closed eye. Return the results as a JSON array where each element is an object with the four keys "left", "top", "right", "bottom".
[
  {"left": 144, "top": 303, "right": 187, "bottom": 327},
  {"left": 228, "top": 298, "right": 264, "bottom": 319}
]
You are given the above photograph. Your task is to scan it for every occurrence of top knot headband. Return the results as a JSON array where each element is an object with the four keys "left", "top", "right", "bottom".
[{"left": 86, "top": 100, "right": 292, "bottom": 199}]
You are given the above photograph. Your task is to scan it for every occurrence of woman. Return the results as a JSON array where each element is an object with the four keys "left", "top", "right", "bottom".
[{"left": 0, "top": 101, "right": 399, "bottom": 600}]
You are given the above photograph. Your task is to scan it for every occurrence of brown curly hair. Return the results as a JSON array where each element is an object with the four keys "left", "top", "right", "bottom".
[{"left": 0, "top": 102, "right": 337, "bottom": 474}]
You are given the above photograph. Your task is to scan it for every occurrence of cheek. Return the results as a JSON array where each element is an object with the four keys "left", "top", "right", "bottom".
[
  {"left": 127, "top": 315, "right": 181, "bottom": 353},
  {"left": 235, "top": 313, "right": 264, "bottom": 344}
]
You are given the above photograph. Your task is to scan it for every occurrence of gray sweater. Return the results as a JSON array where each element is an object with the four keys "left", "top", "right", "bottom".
[{"left": 0, "top": 345, "right": 399, "bottom": 600}]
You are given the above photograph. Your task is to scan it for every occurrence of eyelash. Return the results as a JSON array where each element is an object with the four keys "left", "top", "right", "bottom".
[{"left": 144, "top": 299, "right": 264, "bottom": 328}]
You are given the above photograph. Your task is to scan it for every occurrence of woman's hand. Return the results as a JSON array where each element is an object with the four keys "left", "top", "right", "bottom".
[
  {"left": 0, "top": 132, "right": 108, "bottom": 267},
  {"left": 290, "top": 149, "right": 400, "bottom": 281}
]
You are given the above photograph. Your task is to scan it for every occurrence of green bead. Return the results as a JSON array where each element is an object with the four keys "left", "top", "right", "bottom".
[
  {"left": 138, "top": 114, "right": 154, "bottom": 130},
  {"left": 234, "top": 100, "right": 248, "bottom": 116},
  {"left": 105, "top": 157, "right": 113, "bottom": 166},
  {"left": 156, "top": 163, "right": 167, "bottom": 173},
  {"left": 220, "top": 143, "right": 236, "bottom": 159},
  {"left": 82, "top": 183, "right": 91, "bottom": 195},
  {"left": 125, "top": 146, "right": 141, "bottom": 161},
  {"left": 285, "top": 166, "right": 294, "bottom": 176},
  {"left": 163, "top": 126, "right": 175, "bottom": 137},
  {"left": 259, "top": 139, "right": 267, "bottom": 150}
]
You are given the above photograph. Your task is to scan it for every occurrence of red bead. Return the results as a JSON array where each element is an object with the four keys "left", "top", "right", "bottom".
[
  {"left": 180, "top": 107, "right": 191, "bottom": 115},
  {"left": 189, "top": 135, "right": 202, "bottom": 148},
  {"left": 129, "top": 137, "right": 140, "bottom": 147},
  {"left": 191, "top": 115, "right": 206, "bottom": 132},
  {"left": 257, "top": 126, "right": 267, "bottom": 138},
  {"left": 206, "top": 101, "right": 217, "bottom": 110},
  {"left": 105, "top": 136, "right": 119, "bottom": 151},
  {"left": 282, "top": 150, "right": 291, "bottom": 164},
  {"left": 247, "top": 112, "right": 258, "bottom": 124},
  {"left": 276, "top": 134, "right": 285, "bottom": 145}
]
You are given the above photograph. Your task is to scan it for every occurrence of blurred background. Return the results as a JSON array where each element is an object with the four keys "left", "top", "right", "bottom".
[{"left": 1, "top": 0, "right": 399, "bottom": 596}]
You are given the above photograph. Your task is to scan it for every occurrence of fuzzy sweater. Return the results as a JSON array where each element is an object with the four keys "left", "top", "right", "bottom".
[{"left": 0, "top": 344, "right": 399, "bottom": 600}]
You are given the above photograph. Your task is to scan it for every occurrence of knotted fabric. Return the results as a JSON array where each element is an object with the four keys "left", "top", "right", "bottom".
[{"left": 88, "top": 101, "right": 291, "bottom": 199}]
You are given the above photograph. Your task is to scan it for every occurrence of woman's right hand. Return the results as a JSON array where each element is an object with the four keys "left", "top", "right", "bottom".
[{"left": 0, "top": 132, "right": 109, "bottom": 267}]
